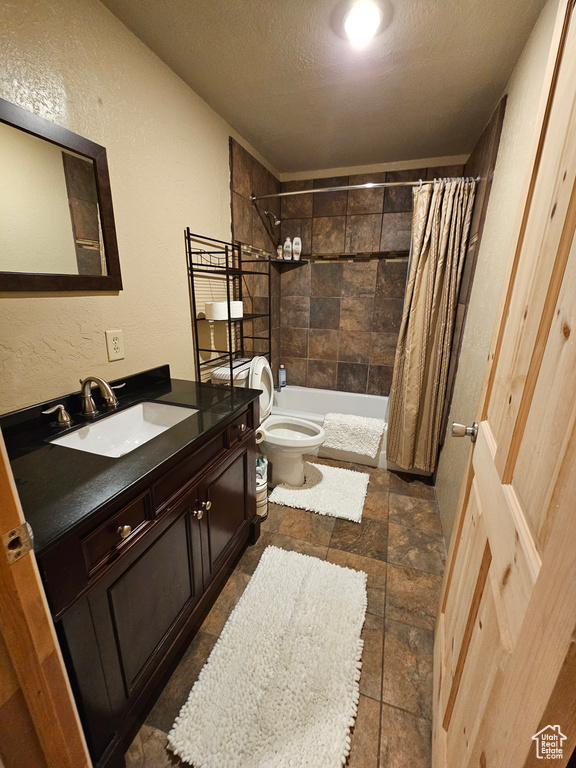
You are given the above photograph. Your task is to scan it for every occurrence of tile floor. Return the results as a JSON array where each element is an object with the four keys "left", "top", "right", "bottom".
[{"left": 125, "top": 457, "right": 446, "bottom": 768}]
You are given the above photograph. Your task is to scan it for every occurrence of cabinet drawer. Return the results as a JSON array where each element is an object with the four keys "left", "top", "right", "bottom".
[
  {"left": 225, "top": 409, "right": 252, "bottom": 448},
  {"left": 82, "top": 492, "right": 153, "bottom": 575},
  {"left": 152, "top": 431, "right": 224, "bottom": 512}
]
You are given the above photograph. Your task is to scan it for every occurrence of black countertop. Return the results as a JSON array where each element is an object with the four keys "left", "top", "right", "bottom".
[{"left": 1, "top": 366, "right": 259, "bottom": 555}]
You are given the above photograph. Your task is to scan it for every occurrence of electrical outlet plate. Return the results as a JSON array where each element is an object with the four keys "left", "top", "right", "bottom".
[{"left": 105, "top": 329, "right": 125, "bottom": 361}]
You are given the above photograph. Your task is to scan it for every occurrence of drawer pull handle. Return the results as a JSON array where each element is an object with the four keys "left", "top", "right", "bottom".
[
  {"left": 202, "top": 500, "right": 212, "bottom": 511},
  {"left": 117, "top": 524, "right": 132, "bottom": 540},
  {"left": 194, "top": 507, "right": 204, "bottom": 520},
  {"left": 236, "top": 423, "right": 246, "bottom": 432}
]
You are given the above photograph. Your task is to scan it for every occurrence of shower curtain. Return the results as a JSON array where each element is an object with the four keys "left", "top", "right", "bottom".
[{"left": 387, "top": 178, "right": 476, "bottom": 473}]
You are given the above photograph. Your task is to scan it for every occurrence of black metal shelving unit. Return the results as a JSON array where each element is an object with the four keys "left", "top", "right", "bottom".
[{"left": 186, "top": 229, "right": 272, "bottom": 385}]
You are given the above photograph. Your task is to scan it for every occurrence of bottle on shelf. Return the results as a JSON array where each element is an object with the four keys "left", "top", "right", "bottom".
[
  {"left": 278, "top": 364, "right": 287, "bottom": 387},
  {"left": 283, "top": 237, "right": 292, "bottom": 260},
  {"left": 276, "top": 244, "right": 283, "bottom": 259},
  {"left": 292, "top": 237, "right": 302, "bottom": 261}
]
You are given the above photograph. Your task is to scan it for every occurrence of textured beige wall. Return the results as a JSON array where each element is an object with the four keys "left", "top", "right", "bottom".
[
  {"left": 0, "top": 0, "right": 273, "bottom": 413},
  {"left": 435, "top": 0, "right": 560, "bottom": 542}
]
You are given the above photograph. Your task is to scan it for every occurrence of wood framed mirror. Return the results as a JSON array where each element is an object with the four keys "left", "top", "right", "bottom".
[{"left": 0, "top": 97, "right": 122, "bottom": 292}]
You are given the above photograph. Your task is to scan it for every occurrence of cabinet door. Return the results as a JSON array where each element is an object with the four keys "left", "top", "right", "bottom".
[
  {"left": 61, "top": 489, "right": 203, "bottom": 763},
  {"left": 200, "top": 447, "right": 252, "bottom": 584}
]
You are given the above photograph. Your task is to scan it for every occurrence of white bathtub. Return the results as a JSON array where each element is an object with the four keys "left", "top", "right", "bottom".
[{"left": 272, "top": 385, "right": 388, "bottom": 468}]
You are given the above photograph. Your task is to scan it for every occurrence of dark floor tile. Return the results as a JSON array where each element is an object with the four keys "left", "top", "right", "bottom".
[
  {"left": 307, "top": 359, "right": 337, "bottom": 389},
  {"left": 125, "top": 724, "right": 183, "bottom": 767},
  {"left": 347, "top": 172, "right": 386, "bottom": 214},
  {"left": 278, "top": 507, "right": 336, "bottom": 546},
  {"left": 338, "top": 330, "right": 371, "bottom": 364},
  {"left": 350, "top": 464, "right": 390, "bottom": 491},
  {"left": 311, "top": 261, "right": 343, "bottom": 297},
  {"left": 363, "top": 488, "right": 389, "bottom": 522},
  {"left": 372, "top": 298, "right": 404, "bottom": 333},
  {"left": 360, "top": 619, "right": 384, "bottom": 701},
  {"left": 347, "top": 695, "right": 381, "bottom": 768},
  {"left": 280, "top": 296, "right": 310, "bottom": 329},
  {"left": 200, "top": 570, "right": 251, "bottom": 636},
  {"left": 310, "top": 296, "right": 341, "bottom": 329},
  {"left": 342, "top": 260, "right": 378, "bottom": 296},
  {"left": 386, "top": 563, "right": 442, "bottom": 630},
  {"left": 330, "top": 518, "right": 388, "bottom": 560},
  {"left": 281, "top": 327, "right": 308, "bottom": 358},
  {"left": 368, "top": 365, "right": 394, "bottom": 396},
  {"left": 388, "top": 523, "right": 446, "bottom": 576},
  {"left": 260, "top": 503, "right": 289, "bottom": 533},
  {"left": 146, "top": 631, "right": 217, "bottom": 733},
  {"left": 271, "top": 533, "right": 328, "bottom": 560},
  {"left": 370, "top": 332, "right": 399, "bottom": 366},
  {"left": 313, "top": 176, "right": 348, "bottom": 217},
  {"left": 376, "top": 259, "right": 409, "bottom": 298},
  {"left": 380, "top": 212, "right": 412, "bottom": 252},
  {"left": 380, "top": 704, "right": 432, "bottom": 768},
  {"left": 308, "top": 328, "right": 339, "bottom": 360},
  {"left": 236, "top": 530, "right": 276, "bottom": 576},
  {"left": 382, "top": 618, "right": 433, "bottom": 720},
  {"left": 388, "top": 494, "right": 442, "bottom": 534},
  {"left": 345, "top": 215, "right": 382, "bottom": 254},
  {"left": 306, "top": 455, "right": 352, "bottom": 469},
  {"left": 280, "top": 357, "right": 307, "bottom": 386},
  {"left": 366, "top": 586, "right": 386, "bottom": 617},
  {"left": 337, "top": 362, "right": 368, "bottom": 394},
  {"left": 280, "top": 261, "right": 311, "bottom": 296},
  {"left": 312, "top": 216, "right": 346, "bottom": 254},
  {"left": 341, "top": 297, "right": 374, "bottom": 332},
  {"left": 388, "top": 472, "right": 436, "bottom": 500},
  {"left": 281, "top": 180, "right": 313, "bottom": 219},
  {"left": 327, "top": 548, "right": 387, "bottom": 589}
]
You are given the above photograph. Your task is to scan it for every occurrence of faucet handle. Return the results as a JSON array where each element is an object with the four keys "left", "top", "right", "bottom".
[
  {"left": 42, "top": 404, "right": 72, "bottom": 426},
  {"left": 111, "top": 382, "right": 126, "bottom": 391}
]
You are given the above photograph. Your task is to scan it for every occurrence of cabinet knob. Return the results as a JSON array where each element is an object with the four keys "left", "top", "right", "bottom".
[
  {"left": 202, "top": 500, "right": 212, "bottom": 511},
  {"left": 194, "top": 508, "right": 204, "bottom": 520},
  {"left": 117, "top": 524, "right": 132, "bottom": 540},
  {"left": 238, "top": 423, "right": 246, "bottom": 432}
]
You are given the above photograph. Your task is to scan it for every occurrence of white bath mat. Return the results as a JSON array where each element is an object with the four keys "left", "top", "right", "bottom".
[
  {"left": 168, "top": 546, "right": 367, "bottom": 768},
  {"left": 323, "top": 412, "right": 386, "bottom": 459},
  {"left": 269, "top": 462, "right": 369, "bottom": 523}
]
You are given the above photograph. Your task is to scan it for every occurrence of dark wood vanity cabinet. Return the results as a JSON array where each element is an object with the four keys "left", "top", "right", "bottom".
[{"left": 39, "top": 406, "right": 258, "bottom": 768}]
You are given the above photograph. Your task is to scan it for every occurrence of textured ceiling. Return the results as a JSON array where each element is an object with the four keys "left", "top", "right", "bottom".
[{"left": 100, "top": 0, "right": 547, "bottom": 173}]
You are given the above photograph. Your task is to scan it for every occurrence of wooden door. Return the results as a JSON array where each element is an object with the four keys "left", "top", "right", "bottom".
[
  {"left": 434, "top": 2, "right": 576, "bottom": 766},
  {"left": 0, "top": 431, "right": 92, "bottom": 768}
]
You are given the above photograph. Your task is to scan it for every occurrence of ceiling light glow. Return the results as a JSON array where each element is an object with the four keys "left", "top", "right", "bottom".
[{"left": 344, "top": 1, "right": 382, "bottom": 48}]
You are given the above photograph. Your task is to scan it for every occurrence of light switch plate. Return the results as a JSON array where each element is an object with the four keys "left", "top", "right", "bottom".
[{"left": 105, "top": 329, "right": 125, "bottom": 361}]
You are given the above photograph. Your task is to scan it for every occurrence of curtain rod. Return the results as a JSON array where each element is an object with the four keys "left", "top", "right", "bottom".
[{"left": 250, "top": 177, "right": 480, "bottom": 201}]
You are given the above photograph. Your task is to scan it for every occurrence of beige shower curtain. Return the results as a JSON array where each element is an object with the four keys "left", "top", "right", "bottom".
[{"left": 387, "top": 178, "right": 476, "bottom": 473}]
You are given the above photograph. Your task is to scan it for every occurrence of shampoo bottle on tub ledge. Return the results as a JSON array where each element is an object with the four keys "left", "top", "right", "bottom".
[{"left": 278, "top": 365, "right": 287, "bottom": 387}]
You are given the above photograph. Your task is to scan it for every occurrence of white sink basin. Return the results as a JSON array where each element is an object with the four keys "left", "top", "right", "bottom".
[{"left": 50, "top": 401, "right": 197, "bottom": 458}]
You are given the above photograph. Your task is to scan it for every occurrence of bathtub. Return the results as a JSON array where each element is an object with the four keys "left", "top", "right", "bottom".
[{"left": 272, "top": 385, "right": 389, "bottom": 468}]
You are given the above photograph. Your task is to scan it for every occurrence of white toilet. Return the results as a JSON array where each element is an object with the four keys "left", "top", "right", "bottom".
[{"left": 211, "top": 357, "right": 325, "bottom": 487}]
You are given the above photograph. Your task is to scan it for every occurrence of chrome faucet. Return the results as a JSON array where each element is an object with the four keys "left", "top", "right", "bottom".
[{"left": 79, "top": 376, "right": 123, "bottom": 415}]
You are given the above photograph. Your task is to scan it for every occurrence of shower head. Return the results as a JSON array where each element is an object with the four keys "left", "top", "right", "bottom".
[{"left": 264, "top": 210, "right": 281, "bottom": 227}]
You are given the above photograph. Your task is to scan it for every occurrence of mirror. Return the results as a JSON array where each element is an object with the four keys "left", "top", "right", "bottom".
[{"left": 0, "top": 97, "right": 122, "bottom": 291}]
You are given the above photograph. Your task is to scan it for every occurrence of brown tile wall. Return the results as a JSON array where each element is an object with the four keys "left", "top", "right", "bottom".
[
  {"left": 279, "top": 258, "right": 408, "bottom": 395},
  {"left": 280, "top": 165, "right": 464, "bottom": 258}
]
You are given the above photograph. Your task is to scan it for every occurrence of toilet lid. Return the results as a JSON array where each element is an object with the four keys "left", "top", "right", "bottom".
[{"left": 248, "top": 356, "right": 274, "bottom": 420}]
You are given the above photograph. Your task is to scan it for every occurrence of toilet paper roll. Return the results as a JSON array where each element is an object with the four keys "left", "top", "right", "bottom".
[{"left": 204, "top": 301, "right": 244, "bottom": 320}]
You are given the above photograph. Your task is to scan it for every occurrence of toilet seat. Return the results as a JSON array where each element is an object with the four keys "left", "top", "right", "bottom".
[{"left": 248, "top": 356, "right": 274, "bottom": 420}]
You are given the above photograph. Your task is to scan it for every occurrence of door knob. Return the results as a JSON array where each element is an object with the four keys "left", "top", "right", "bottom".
[{"left": 451, "top": 422, "right": 478, "bottom": 442}]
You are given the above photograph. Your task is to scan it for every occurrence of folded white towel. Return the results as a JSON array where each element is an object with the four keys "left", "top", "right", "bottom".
[{"left": 322, "top": 412, "right": 386, "bottom": 459}]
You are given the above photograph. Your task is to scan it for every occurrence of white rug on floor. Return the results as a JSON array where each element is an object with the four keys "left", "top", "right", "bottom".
[
  {"left": 269, "top": 461, "right": 369, "bottom": 523},
  {"left": 323, "top": 412, "right": 386, "bottom": 459},
  {"left": 168, "top": 546, "right": 367, "bottom": 768}
]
